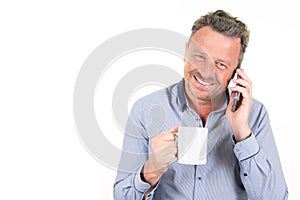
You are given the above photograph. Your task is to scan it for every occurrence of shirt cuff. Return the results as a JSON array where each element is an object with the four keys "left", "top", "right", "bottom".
[
  {"left": 133, "top": 169, "right": 151, "bottom": 193},
  {"left": 133, "top": 166, "right": 160, "bottom": 199},
  {"left": 233, "top": 133, "right": 259, "bottom": 162}
]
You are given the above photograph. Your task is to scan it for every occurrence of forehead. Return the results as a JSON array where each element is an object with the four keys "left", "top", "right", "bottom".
[{"left": 189, "top": 26, "right": 241, "bottom": 67}]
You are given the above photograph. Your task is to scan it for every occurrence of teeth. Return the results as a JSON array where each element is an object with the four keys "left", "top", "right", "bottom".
[{"left": 195, "top": 76, "right": 211, "bottom": 86}]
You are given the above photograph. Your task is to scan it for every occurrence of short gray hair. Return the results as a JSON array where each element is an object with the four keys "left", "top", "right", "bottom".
[{"left": 191, "top": 10, "right": 250, "bottom": 65}]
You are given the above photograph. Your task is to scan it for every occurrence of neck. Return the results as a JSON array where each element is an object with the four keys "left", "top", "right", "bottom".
[{"left": 187, "top": 93, "right": 227, "bottom": 126}]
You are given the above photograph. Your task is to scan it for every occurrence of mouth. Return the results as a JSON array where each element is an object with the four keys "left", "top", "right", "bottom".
[{"left": 193, "top": 75, "right": 213, "bottom": 87}]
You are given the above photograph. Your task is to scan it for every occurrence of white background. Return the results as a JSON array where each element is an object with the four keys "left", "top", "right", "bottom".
[{"left": 1, "top": 0, "right": 299, "bottom": 199}]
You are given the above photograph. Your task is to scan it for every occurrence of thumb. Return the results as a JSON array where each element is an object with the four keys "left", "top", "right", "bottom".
[{"left": 170, "top": 125, "right": 179, "bottom": 133}]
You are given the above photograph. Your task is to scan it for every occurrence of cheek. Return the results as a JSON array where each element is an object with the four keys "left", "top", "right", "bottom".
[
  {"left": 222, "top": 74, "right": 233, "bottom": 86},
  {"left": 184, "top": 63, "right": 192, "bottom": 76},
  {"left": 218, "top": 72, "right": 233, "bottom": 87}
]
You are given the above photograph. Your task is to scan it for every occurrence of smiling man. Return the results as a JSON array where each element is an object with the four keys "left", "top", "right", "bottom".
[{"left": 114, "top": 10, "right": 288, "bottom": 199}]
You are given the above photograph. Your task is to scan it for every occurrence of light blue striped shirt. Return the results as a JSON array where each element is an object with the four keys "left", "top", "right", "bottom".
[{"left": 114, "top": 79, "right": 288, "bottom": 200}]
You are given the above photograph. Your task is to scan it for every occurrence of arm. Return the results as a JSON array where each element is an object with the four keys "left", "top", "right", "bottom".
[
  {"left": 113, "top": 100, "right": 177, "bottom": 200},
  {"left": 226, "top": 69, "right": 288, "bottom": 199},
  {"left": 233, "top": 109, "right": 288, "bottom": 199},
  {"left": 113, "top": 100, "right": 154, "bottom": 200},
  {"left": 113, "top": 136, "right": 154, "bottom": 200}
]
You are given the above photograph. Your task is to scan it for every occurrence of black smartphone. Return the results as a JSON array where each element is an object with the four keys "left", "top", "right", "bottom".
[{"left": 231, "top": 65, "right": 241, "bottom": 112}]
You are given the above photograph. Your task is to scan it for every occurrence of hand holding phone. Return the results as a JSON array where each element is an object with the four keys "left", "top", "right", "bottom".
[{"left": 226, "top": 66, "right": 253, "bottom": 142}]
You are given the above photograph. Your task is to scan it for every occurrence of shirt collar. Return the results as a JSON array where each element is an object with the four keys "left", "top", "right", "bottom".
[{"left": 176, "top": 78, "right": 188, "bottom": 111}]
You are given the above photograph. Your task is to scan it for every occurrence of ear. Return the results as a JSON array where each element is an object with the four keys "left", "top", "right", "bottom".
[
  {"left": 230, "top": 69, "right": 237, "bottom": 80},
  {"left": 230, "top": 64, "right": 240, "bottom": 79}
]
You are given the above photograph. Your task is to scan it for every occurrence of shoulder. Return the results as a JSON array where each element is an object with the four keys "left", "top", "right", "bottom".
[
  {"left": 132, "top": 81, "right": 180, "bottom": 109},
  {"left": 249, "top": 98, "right": 272, "bottom": 135},
  {"left": 250, "top": 98, "right": 269, "bottom": 118}
]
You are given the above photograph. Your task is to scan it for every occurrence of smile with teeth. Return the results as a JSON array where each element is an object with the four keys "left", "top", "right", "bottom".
[{"left": 194, "top": 75, "right": 212, "bottom": 86}]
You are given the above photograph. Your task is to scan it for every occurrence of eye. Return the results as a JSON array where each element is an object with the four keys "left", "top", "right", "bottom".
[
  {"left": 194, "top": 54, "right": 206, "bottom": 61},
  {"left": 216, "top": 62, "right": 228, "bottom": 70}
]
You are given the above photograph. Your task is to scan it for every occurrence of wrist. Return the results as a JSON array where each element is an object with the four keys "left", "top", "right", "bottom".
[
  {"left": 233, "top": 130, "right": 252, "bottom": 142},
  {"left": 233, "top": 129, "right": 252, "bottom": 142},
  {"left": 140, "top": 165, "right": 147, "bottom": 183},
  {"left": 142, "top": 162, "right": 162, "bottom": 186}
]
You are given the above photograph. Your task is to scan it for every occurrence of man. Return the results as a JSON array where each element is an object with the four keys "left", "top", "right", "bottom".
[{"left": 113, "top": 10, "right": 288, "bottom": 199}]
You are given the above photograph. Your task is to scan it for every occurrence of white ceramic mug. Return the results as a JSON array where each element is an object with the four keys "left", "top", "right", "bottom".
[{"left": 177, "top": 127, "right": 208, "bottom": 165}]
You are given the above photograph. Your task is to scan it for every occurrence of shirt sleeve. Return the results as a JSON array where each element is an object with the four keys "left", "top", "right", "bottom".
[
  {"left": 233, "top": 105, "right": 288, "bottom": 199},
  {"left": 113, "top": 99, "right": 159, "bottom": 200}
]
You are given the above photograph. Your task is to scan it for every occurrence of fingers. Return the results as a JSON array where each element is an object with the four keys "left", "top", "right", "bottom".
[
  {"left": 151, "top": 126, "right": 179, "bottom": 152},
  {"left": 233, "top": 69, "right": 251, "bottom": 88},
  {"left": 236, "top": 68, "right": 251, "bottom": 83},
  {"left": 155, "top": 141, "right": 177, "bottom": 152},
  {"left": 230, "top": 69, "right": 252, "bottom": 101},
  {"left": 149, "top": 141, "right": 178, "bottom": 171},
  {"left": 143, "top": 127, "right": 179, "bottom": 184},
  {"left": 159, "top": 141, "right": 178, "bottom": 163},
  {"left": 152, "top": 138, "right": 177, "bottom": 153},
  {"left": 230, "top": 86, "right": 250, "bottom": 102},
  {"left": 232, "top": 78, "right": 251, "bottom": 90},
  {"left": 151, "top": 126, "right": 178, "bottom": 162},
  {"left": 226, "top": 69, "right": 253, "bottom": 140},
  {"left": 170, "top": 126, "right": 179, "bottom": 133},
  {"left": 153, "top": 126, "right": 178, "bottom": 141},
  {"left": 227, "top": 92, "right": 235, "bottom": 107}
]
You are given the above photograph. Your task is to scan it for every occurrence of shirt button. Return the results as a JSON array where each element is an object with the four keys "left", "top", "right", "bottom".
[
  {"left": 198, "top": 176, "right": 202, "bottom": 181},
  {"left": 244, "top": 173, "right": 248, "bottom": 177}
]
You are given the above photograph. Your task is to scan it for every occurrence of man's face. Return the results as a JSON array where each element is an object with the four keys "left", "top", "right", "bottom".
[{"left": 184, "top": 26, "right": 241, "bottom": 103}]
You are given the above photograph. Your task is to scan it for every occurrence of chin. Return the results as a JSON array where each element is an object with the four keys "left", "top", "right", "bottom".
[{"left": 187, "top": 85, "right": 210, "bottom": 101}]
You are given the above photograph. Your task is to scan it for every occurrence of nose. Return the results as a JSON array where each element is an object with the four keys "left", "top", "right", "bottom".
[{"left": 195, "top": 59, "right": 216, "bottom": 80}]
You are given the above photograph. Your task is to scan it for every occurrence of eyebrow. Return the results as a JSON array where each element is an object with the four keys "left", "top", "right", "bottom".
[{"left": 192, "top": 49, "right": 209, "bottom": 57}]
